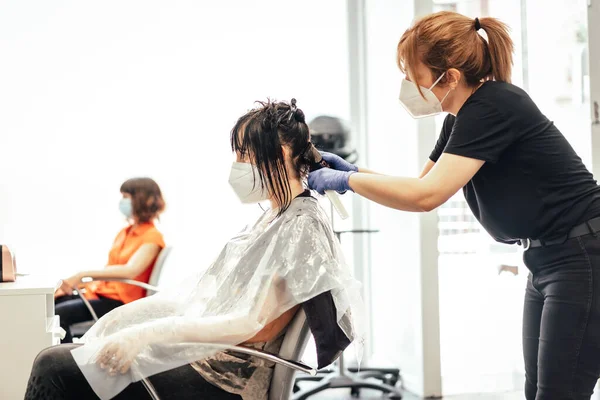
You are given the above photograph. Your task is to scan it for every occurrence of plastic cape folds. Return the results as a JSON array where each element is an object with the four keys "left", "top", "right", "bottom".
[{"left": 71, "top": 196, "right": 365, "bottom": 399}]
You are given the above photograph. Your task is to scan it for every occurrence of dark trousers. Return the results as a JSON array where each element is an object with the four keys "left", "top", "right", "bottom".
[
  {"left": 55, "top": 294, "right": 123, "bottom": 343},
  {"left": 523, "top": 234, "right": 600, "bottom": 399},
  {"left": 25, "top": 344, "right": 242, "bottom": 400}
]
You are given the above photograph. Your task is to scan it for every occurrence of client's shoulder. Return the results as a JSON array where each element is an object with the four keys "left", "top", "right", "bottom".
[
  {"left": 286, "top": 196, "right": 329, "bottom": 223},
  {"left": 136, "top": 223, "right": 166, "bottom": 247},
  {"left": 274, "top": 196, "right": 333, "bottom": 237}
]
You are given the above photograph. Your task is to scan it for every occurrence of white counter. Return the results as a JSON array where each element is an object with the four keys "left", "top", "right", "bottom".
[{"left": 0, "top": 275, "right": 62, "bottom": 399}]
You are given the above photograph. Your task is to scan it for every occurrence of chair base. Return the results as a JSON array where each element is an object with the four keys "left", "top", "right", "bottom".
[
  {"left": 351, "top": 368, "right": 400, "bottom": 387},
  {"left": 293, "top": 370, "right": 402, "bottom": 399},
  {"left": 294, "top": 365, "right": 401, "bottom": 390}
]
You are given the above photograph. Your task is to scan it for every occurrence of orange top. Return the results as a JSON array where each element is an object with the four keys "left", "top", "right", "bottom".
[{"left": 84, "top": 222, "right": 165, "bottom": 304}]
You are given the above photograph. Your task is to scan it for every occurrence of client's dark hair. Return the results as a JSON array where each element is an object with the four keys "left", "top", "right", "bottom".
[{"left": 230, "top": 98, "right": 316, "bottom": 216}]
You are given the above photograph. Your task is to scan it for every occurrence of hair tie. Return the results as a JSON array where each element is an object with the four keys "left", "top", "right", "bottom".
[{"left": 474, "top": 17, "right": 481, "bottom": 31}]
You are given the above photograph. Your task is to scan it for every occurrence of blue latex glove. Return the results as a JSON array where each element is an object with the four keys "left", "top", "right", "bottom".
[
  {"left": 320, "top": 152, "right": 358, "bottom": 172},
  {"left": 308, "top": 168, "right": 356, "bottom": 195}
]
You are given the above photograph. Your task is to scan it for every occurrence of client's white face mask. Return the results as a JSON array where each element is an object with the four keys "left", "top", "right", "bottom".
[
  {"left": 228, "top": 162, "right": 270, "bottom": 204},
  {"left": 399, "top": 72, "right": 452, "bottom": 119}
]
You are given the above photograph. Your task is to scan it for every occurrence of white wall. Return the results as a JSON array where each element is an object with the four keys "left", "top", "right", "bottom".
[{"left": 0, "top": 0, "right": 350, "bottom": 277}]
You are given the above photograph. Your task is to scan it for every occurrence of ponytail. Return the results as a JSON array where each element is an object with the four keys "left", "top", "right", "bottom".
[{"left": 478, "top": 17, "right": 513, "bottom": 83}]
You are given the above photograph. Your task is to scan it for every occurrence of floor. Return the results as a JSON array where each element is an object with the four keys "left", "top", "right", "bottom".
[
  {"left": 300, "top": 379, "right": 524, "bottom": 399},
  {"left": 309, "top": 389, "right": 523, "bottom": 399},
  {"left": 309, "top": 386, "right": 600, "bottom": 399}
]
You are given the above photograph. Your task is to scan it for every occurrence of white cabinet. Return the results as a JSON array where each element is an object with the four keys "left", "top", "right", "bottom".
[{"left": 0, "top": 275, "right": 62, "bottom": 399}]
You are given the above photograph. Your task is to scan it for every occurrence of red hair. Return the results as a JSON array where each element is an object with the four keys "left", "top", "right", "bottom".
[{"left": 397, "top": 11, "right": 513, "bottom": 95}]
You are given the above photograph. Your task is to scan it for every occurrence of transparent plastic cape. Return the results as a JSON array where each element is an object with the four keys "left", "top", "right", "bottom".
[{"left": 71, "top": 196, "right": 365, "bottom": 400}]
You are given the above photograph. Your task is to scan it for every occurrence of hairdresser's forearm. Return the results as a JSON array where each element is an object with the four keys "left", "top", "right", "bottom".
[
  {"left": 357, "top": 167, "right": 380, "bottom": 174},
  {"left": 348, "top": 173, "right": 439, "bottom": 212}
]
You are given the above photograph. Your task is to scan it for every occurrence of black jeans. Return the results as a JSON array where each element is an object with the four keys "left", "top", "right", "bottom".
[
  {"left": 523, "top": 234, "right": 600, "bottom": 399},
  {"left": 25, "top": 344, "right": 242, "bottom": 400},
  {"left": 55, "top": 294, "right": 123, "bottom": 343}
]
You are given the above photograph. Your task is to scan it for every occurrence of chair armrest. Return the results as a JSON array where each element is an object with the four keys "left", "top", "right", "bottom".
[
  {"left": 80, "top": 277, "right": 161, "bottom": 293},
  {"left": 190, "top": 343, "right": 317, "bottom": 376},
  {"left": 227, "top": 345, "right": 316, "bottom": 375},
  {"left": 71, "top": 279, "right": 160, "bottom": 323}
]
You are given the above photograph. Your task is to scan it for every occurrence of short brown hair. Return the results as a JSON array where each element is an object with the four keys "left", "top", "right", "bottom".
[
  {"left": 397, "top": 12, "right": 513, "bottom": 94},
  {"left": 120, "top": 177, "right": 165, "bottom": 223}
]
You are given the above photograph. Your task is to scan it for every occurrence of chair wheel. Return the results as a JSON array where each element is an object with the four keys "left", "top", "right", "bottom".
[{"left": 351, "top": 387, "right": 360, "bottom": 397}]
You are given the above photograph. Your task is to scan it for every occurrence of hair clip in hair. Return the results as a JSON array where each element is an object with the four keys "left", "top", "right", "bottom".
[
  {"left": 288, "top": 98, "right": 298, "bottom": 122},
  {"left": 474, "top": 17, "right": 481, "bottom": 31},
  {"left": 301, "top": 141, "right": 314, "bottom": 160}
]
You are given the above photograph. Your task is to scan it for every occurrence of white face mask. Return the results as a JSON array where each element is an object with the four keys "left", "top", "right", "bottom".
[
  {"left": 228, "top": 162, "right": 270, "bottom": 204},
  {"left": 399, "top": 72, "right": 452, "bottom": 119}
]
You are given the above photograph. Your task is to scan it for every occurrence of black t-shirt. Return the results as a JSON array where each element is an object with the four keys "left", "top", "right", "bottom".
[{"left": 430, "top": 81, "right": 600, "bottom": 243}]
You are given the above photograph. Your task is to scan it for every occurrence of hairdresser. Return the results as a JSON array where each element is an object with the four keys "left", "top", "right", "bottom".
[{"left": 309, "top": 11, "right": 600, "bottom": 399}]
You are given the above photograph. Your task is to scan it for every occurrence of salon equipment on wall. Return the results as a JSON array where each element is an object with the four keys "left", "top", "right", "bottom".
[{"left": 309, "top": 116, "right": 358, "bottom": 165}]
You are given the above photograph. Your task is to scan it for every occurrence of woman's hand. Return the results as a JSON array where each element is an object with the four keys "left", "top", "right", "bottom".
[
  {"left": 58, "top": 273, "right": 83, "bottom": 296},
  {"left": 96, "top": 330, "right": 145, "bottom": 375},
  {"left": 308, "top": 169, "right": 355, "bottom": 195},
  {"left": 320, "top": 151, "right": 358, "bottom": 172},
  {"left": 54, "top": 287, "right": 66, "bottom": 299}
]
